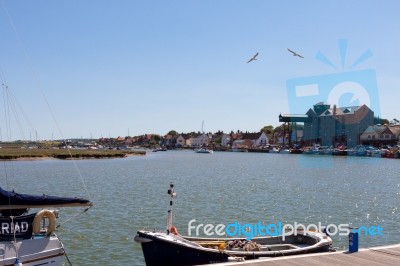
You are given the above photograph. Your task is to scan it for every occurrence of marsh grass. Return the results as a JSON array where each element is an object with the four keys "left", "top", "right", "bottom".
[{"left": 0, "top": 148, "right": 145, "bottom": 160}]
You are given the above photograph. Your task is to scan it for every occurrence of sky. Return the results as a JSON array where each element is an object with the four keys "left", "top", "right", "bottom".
[{"left": 0, "top": 0, "right": 399, "bottom": 140}]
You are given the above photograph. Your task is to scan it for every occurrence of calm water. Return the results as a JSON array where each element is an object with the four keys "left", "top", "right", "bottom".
[{"left": 2, "top": 150, "right": 400, "bottom": 265}]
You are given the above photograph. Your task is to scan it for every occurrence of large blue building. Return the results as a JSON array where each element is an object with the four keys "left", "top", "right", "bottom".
[{"left": 280, "top": 102, "right": 374, "bottom": 148}]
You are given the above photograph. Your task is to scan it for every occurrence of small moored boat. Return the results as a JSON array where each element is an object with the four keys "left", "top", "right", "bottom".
[
  {"left": 194, "top": 147, "right": 213, "bottom": 154},
  {"left": 135, "top": 230, "right": 333, "bottom": 266},
  {"left": 135, "top": 184, "right": 333, "bottom": 266}
]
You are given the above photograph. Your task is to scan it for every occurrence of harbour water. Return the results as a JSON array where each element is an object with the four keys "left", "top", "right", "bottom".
[{"left": 3, "top": 150, "right": 400, "bottom": 265}]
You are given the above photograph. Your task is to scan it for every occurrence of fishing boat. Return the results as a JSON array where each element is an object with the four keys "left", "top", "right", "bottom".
[{"left": 135, "top": 184, "right": 333, "bottom": 266}]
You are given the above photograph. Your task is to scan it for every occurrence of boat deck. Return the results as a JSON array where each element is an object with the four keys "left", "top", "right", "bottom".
[{"left": 211, "top": 244, "right": 400, "bottom": 266}]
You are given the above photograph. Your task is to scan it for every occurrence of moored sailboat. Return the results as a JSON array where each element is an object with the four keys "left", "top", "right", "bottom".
[
  {"left": 0, "top": 61, "right": 93, "bottom": 265},
  {"left": 0, "top": 188, "right": 92, "bottom": 265}
]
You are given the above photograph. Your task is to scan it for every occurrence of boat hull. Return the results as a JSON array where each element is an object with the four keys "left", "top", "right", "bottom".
[
  {"left": 137, "top": 234, "right": 228, "bottom": 265},
  {"left": 0, "top": 236, "right": 65, "bottom": 266}
]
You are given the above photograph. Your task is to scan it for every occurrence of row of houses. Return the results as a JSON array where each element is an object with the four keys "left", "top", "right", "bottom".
[
  {"left": 360, "top": 124, "right": 400, "bottom": 146},
  {"left": 161, "top": 132, "right": 270, "bottom": 149},
  {"left": 96, "top": 121, "right": 400, "bottom": 150},
  {"left": 96, "top": 102, "right": 399, "bottom": 149},
  {"left": 97, "top": 131, "right": 269, "bottom": 149}
]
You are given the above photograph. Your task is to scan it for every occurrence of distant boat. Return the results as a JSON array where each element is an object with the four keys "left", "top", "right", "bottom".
[
  {"left": 194, "top": 121, "right": 213, "bottom": 154},
  {"left": 153, "top": 147, "right": 167, "bottom": 152},
  {"left": 231, "top": 148, "right": 248, "bottom": 152},
  {"left": 332, "top": 146, "right": 347, "bottom": 156},
  {"left": 194, "top": 147, "right": 213, "bottom": 154},
  {"left": 279, "top": 148, "right": 290, "bottom": 154},
  {"left": 303, "top": 144, "right": 321, "bottom": 155},
  {"left": 268, "top": 147, "right": 280, "bottom": 153},
  {"left": 248, "top": 147, "right": 270, "bottom": 153},
  {"left": 289, "top": 144, "right": 303, "bottom": 154}
]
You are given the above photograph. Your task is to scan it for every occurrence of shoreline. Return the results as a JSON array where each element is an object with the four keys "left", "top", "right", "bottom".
[{"left": 0, "top": 148, "right": 146, "bottom": 161}]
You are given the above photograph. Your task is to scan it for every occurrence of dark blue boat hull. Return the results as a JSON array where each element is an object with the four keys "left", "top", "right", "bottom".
[{"left": 138, "top": 232, "right": 228, "bottom": 265}]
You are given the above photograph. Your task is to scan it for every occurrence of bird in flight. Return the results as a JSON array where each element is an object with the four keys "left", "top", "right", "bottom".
[
  {"left": 247, "top": 52, "right": 258, "bottom": 63},
  {"left": 287, "top": 48, "right": 304, "bottom": 58}
]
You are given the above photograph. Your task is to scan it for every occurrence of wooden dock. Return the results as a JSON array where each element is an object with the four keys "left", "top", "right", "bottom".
[{"left": 212, "top": 244, "right": 400, "bottom": 266}]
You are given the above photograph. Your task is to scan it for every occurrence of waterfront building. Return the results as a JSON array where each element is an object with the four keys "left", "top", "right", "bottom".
[
  {"left": 280, "top": 102, "right": 374, "bottom": 148},
  {"left": 232, "top": 132, "right": 269, "bottom": 148},
  {"left": 360, "top": 124, "right": 400, "bottom": 147},
  {"left": 221, "top": 133, "right": 231, "bottom": 147},
  {"left": 175, "top": 135, "right": 186, "bottom": 148},
  {"left": 185, "top": 133, "right": 210, "bottom": 147}
]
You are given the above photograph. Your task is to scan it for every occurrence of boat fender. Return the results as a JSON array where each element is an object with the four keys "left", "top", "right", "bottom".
[
  {"left": 33, "top": 209, "right": 57, "bottom": 235},
  {"left": 170, "top": 226, "right": 179, "bottom": 235}
]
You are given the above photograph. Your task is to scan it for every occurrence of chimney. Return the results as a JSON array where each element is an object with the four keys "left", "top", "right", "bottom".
[{"left": 333, "top": 104, "right": 337, "bottom": 117}]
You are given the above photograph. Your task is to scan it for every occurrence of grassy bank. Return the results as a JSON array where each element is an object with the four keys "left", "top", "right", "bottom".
[{"left": 0, "top": 148, "right": 146, "bottom": 160}]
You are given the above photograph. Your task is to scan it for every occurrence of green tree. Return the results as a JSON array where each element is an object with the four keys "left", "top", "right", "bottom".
[
  {"left": 260, "top": 125, "right": 274, "bottom": 135},
  {"left": 374, "top": 117, "right": 389, "bottom": 125},
  {"left": 261, "top": 125, "right": 274, "bottom": 141},
  {"left": 167, "top": 130, "right": 178, "bottom": 136},
  {"left": 390, "top": 118, "right": 400, "bottom": 125}
]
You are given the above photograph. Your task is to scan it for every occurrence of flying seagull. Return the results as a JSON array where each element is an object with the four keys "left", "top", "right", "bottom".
[
  {"left": 247, "top": 52, "right": 258, "bottom": 63},
  {"left": 287, "top": 48, "right": 304, "bottom": 58}
]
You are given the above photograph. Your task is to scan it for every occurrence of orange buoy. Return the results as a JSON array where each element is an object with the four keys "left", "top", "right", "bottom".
[{"left": 170, "top": 226, "right": 179, "bottom": 235}]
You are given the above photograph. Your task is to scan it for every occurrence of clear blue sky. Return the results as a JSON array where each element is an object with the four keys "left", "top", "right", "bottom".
[{"left": 1, "top": 0, "right": 399, "bottom": 140}]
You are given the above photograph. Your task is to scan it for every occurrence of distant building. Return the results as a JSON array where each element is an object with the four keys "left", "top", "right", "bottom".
[
  {"left": 360, "top": 124, "right": 400, "bottom": 147},
  {"left": 175, "top": 135, "right": 186, "bottom": 147},
  {"left": 280, "top": 102, "right": 374, "bottom": 147},
  {"left": 221, "top": 134, "right": 231, "bottom": 147},
  {"left": 185, "top": 133, "right": 210, "bottom": 147},
  {"left": 232, "top": 132, "right": 269, "bottom": 148}
]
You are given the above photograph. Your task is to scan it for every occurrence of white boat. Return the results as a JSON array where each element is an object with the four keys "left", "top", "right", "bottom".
[
  {"left": 279, "top": 148, "right": 290, "bottom": 154},
  {"left": 194, "top": 121, "right": 213, "bottom": 154},
  {"left": 369, "top": 148, "right": 382, "bottom": 157},
  {"left": 0, "top": 189, "right": 92, "bottom": 265},
  {"left": 194, "top": 147, "right": 213, "bottom": 154},
  {"left": 268, "top": 146, "right": 280, "bottom": 153}
]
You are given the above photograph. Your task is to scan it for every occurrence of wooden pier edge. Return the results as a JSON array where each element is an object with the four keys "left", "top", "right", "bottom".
[{"left": 210, "top": 244, "right": 400, "bottom": 266}]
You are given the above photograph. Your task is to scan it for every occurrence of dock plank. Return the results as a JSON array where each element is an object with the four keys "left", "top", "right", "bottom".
[{"left": 210, "top": 244, "right": 400, "bottom": 266}]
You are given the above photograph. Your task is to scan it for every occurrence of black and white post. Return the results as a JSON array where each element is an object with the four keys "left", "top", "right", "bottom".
[{"left": 167, "top": 183, "right": 177, "bottom": 234}]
